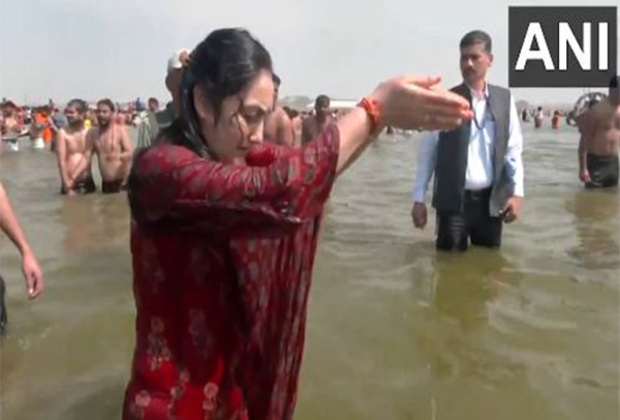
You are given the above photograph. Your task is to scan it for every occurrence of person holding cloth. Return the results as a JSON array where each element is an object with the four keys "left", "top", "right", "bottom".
[{"left": 411, "top": 30, "right": 524, "bottom": 251}]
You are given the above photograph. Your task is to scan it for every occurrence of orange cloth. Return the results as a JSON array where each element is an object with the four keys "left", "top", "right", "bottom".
[{"left": 36, "top": 113, "right": 53, "bottom": 142}]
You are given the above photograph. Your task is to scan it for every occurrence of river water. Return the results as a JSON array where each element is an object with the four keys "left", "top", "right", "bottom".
[{"left": 0, "top": 123, "right": 618, "bottom": 419}]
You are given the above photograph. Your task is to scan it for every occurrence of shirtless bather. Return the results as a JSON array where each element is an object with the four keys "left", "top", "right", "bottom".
[
  {"left": 88, "top": 99, "right": 134, "bottom": 194},
  {"left": 301, "top": 95, "right": 334, "bottom": 145},
  {"left": 56, "top": 99, "right": 96, "bottom": 195},
  {"left": 577, "top": 76, "right": 620, "bottom": 189},
  {"left": 264, "top": 74, "right": 294, "bottom": 146}
]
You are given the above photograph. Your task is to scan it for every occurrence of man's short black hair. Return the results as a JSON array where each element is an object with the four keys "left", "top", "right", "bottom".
[
  {"left": 67, "top": 99, "right": 87, "bottom": 114},
  {"left": 97, "top": 98, "right": 115, "bottom": 112},
  {"left": 460, "top": 30, "right": 492, "bottom": 53},
  {"left": 315, "top": 94, "right": 330, "bottom": 108}
]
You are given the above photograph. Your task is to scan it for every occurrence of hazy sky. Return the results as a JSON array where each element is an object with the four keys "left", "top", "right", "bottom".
[{"left": 1, "top": 0, "right": 618, "bottom": 105}]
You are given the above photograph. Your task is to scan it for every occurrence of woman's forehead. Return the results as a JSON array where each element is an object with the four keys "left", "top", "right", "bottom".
[{"left": 241, "top": 71, "right": 274, "bottom": 105}]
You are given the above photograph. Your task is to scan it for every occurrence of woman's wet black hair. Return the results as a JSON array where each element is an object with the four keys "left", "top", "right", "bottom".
[{"left": 175, "top": 28, "right": 273, "bottom": 157}]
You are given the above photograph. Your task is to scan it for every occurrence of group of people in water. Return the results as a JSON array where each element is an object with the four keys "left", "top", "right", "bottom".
[
  {"left": 520, "top": 106, "right": 568, "bottom": 129},
  {"left": 1, "top": 99, "right": 135, "bottom": 195},
  {"left": 0, "top": 25, "right": 618, "bottom": 420},
  {"left": 1, "top": 48, "right": 344, "bottom": 200},
  {"left": 0, "top": 98, "right": 157, "bottom": 152},
  {"left": 55, "top": 98, "right": 134, "bottom": 195}
]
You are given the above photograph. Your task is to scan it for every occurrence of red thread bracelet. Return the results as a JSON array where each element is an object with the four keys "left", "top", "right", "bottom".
[{"left": 357, "top": 97, "right": 380, "bottom": 135}]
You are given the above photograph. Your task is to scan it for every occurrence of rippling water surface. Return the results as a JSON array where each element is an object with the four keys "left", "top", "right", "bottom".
[{"left": 1, "top": 124, "right": 618, "bottom": 419}]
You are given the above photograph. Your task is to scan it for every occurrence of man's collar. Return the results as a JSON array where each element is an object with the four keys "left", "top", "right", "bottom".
[{"left": 464, "top": 80, "right": 489, "bottom": 100}]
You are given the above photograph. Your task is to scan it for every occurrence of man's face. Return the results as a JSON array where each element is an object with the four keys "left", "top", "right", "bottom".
[
  {"left": 315, "top": 103, "right": 329, "bottom": 120},
  {"left": 148, "top": 100, "right": 159, "bottom": 112},
  {"left": 65, "top": 105, "right": 84, "bottom": 126},
  {"left": 166, "top": 70, "right": 183, "bottom": 103},
  {"left": 460, "top": 42, "right": 493, "bottom": 86},
  {"left": 96, "top": 104, "right": 113, "bottom": 127}
]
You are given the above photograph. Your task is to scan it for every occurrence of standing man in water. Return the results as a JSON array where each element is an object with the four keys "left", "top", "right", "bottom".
[
  {"left": 56, "top": 99, "right": 96, "bottom": 195},
  {"left": 577, "top": 76, "right": 620, "bottom": 189},
  {"left": 87, "top": 99, "right": 134, "bottom": 193},
  {"left": 137, "top": 98, "right": 159, "bottom": 150},
  {"left": 264, "top": 74, "right": 294, "bottom": 146},
  {"left": 302, "top": 94, "right": 334, "bottom": 145},
  {"left": 411, "top": 30, "right": 524, "bottom": 251},
  {"left": 137, "top": 49, "right": 191, "bottom": 149},
  {"left": 534, "top": 106, "right": 544, "bottom": 128}
]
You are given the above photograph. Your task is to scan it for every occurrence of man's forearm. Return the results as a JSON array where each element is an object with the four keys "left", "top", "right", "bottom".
[
  {"left": 57, "top": 159, "right": 72, "bottom": 188},
  {"left": 578, "top": 135, "right": 588, "bottom": 171},
  {"left": 0, "top": 184, "right": 32, "bottom": 255},
  {"left": 69, "top": 157, "right": 90, "bottom": 181}
]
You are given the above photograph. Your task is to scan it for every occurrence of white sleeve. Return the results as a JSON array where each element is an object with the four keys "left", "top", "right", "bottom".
[
  {"left": 506, "top": 95, "right": 525, "bottom": 197},
  {"left": 412, "top": 130, "right": 439, "bottom": 203}
]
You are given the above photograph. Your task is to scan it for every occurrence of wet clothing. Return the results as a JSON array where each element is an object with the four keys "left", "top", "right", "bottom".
[
  {"left": 3, "top": 136, "right": 20, "bottom": 152},
  {"left": 122, "top": 124, "right": 339, "bottom": 420},
  {"left": 586, "top": 153, "right": 619, "bottom": 188},
  {"left": 436, "top": 188, "right": 503, "bottom": 251},
  {"left": 102, "top": 179, "right": 126, "bottom": 194},
  {"left": 61, "top": 176, "right": 97, "bottom": 195}
]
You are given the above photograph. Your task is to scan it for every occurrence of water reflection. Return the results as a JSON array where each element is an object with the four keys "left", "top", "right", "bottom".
[
  {"left": 59, "top": 193, "right": 129, "bottom": 255},
  {"left": 432, "top": 250, "right": 510, "bottom": 332},
  {"left": 567, "top": 188, "right": 619, "bottom": 271},
  {"left": 60, "top": 196, "right": 100, "bottom": 254},
  {"left": 1, "top": 127, "right": 618, "bottom": 420}
]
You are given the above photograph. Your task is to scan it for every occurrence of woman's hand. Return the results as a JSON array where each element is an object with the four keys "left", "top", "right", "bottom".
[
  {"left": 335, "top": 74, "right": 473, "bottom": 175},
  {"left": 369, "top": 75, "right": 472, "bottom": 131}
]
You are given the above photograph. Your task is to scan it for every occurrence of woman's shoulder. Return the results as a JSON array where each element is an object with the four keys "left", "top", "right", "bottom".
[
  {"left": 137, "top": 142, "right": 200, "bottom": 167},
  {"left": 130, "top": 143, "right": 206, "bottom": 188}
]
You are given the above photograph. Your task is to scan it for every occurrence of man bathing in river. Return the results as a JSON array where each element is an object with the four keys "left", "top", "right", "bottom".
[
  {"left": 577, "top": 76, "right": 620, "bottom": 189},
  {"left": 56, "top": 99, "right": 96, "bottom": 195},
  {"left": 88, "top": 99, "right": 134, "bottom": 193}
]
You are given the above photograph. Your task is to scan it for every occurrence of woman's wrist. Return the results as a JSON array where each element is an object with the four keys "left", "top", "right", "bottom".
[
  {"left": 346, "top": 107, "right": 373, "bottom": 138},
  {"left": 357, "top": 94, "right": 386, "bottom": 136}
]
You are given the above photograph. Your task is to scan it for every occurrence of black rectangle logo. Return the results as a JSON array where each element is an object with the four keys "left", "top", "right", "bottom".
[{"left": 509, "top": 7, "right": 617, "bottom": 87}]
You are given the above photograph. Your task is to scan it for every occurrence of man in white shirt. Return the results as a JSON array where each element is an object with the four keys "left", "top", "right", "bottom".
[{"left": 411, "top": 30, "right": 524, "bottom": 251}]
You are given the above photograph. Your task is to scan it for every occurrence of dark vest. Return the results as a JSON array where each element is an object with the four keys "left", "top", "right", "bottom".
[{"left": 432, "top": 83, "right": 514, "bottom": 216}]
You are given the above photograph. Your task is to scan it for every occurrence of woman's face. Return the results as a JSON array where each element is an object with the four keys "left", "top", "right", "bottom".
[{"left": 195, "top": 69, "right": 274, "bottom": 164}]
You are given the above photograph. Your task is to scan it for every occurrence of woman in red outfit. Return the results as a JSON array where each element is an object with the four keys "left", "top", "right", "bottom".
[{"left": 123, "top": 28, "right": 471, "bottom": 420}]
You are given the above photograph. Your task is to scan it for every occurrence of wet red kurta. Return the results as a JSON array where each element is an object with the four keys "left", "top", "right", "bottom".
[{"left": 123, "top": 126, "right": 339, "bottom": 420}]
